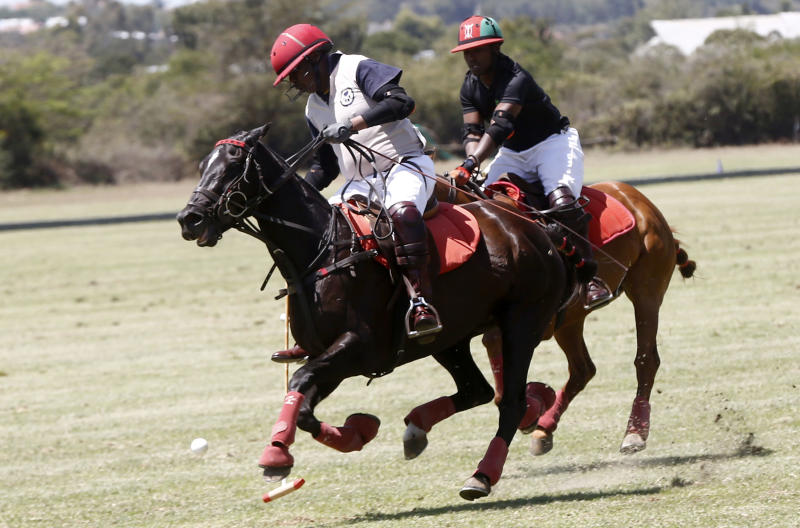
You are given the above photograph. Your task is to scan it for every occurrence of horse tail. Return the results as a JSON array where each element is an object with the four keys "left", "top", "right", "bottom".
[{"left": 674, "top": 240, "right": 696, "bottom": 278}]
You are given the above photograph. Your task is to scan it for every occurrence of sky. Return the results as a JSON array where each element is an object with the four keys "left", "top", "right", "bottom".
[{"left": 0, "top": 0, "right": 202, "bottom": 8}]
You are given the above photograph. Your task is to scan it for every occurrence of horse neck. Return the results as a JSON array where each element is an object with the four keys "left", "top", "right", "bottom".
[{"left": 254, "top": 175, "right": 334, "bottom": 273}]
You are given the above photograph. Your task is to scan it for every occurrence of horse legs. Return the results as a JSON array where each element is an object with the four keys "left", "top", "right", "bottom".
[
  {"left": 482, "top": 327, "right": 504, "bottom": 404},
  {"left": 259, "top": 331, "right": 380, "bottom": 480},
  {"left": 483, "top": 326, "right": 557, "bottom": 441},
  {"left": 530, "top": 316, "right": 595, "bottom": 455},
  {"left": 619, "top": 296, "right": 662, "bottom": 453},
  {"left": 616, "top": 214, "right": 676, "bottom": 453},
  {"left": 461, "top": 311, "right": 546, "bottom": 501},
  {"left": 403, "top": 338, "right": 494, "bottom": 459}
]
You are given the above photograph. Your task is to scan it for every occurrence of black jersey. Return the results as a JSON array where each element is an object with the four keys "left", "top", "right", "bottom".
[{"left": 459, "top": 53, "right": 564, "bottom": 151}]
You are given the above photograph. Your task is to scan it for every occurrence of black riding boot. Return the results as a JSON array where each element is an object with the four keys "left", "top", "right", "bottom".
[
  {"left": 547, "top": 186, "right": 613, "bottom": 310},
  {"left": 388, "top": 201, "right": 442, "bottom": 342}
]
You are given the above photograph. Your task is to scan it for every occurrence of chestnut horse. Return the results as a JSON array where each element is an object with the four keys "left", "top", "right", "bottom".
[
  {"left": 434, "top": 177, "right": 696, "bottom": 456},
  {"left": 176, "top": 125, "right": 567, "bottom": 500}
]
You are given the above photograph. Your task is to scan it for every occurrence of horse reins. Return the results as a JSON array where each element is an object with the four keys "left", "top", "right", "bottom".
[
  {"left": 210, "top": 136, "right": 375, "bottom": 286},
  {"left": 341, "top": 138, "right": 630, "bottom": 274}
]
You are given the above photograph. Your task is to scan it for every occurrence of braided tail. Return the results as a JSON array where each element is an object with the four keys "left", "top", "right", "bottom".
[{"left": 675, "top": 240, "right": 696, "bottom": 278}]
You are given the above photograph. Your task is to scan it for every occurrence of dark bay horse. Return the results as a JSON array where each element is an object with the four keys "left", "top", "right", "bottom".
[
  {"left": 434, "top": 177, "right": 696, "bottom": 456},
  {"left": 176, "top": 124, "right": 567, "bottom": 500}
]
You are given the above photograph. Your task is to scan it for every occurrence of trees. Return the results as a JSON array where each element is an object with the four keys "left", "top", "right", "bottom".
[
  {"left": 0, "top": 52, "right": 87, "bottom": 188},
  {"left": 2, "top": 1, "right": 799, "bottom": 188}
]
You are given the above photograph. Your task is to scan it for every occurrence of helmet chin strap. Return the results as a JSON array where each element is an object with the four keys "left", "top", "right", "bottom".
[{"left": 284, "top": 56, "right": 328, "bottom": 102}]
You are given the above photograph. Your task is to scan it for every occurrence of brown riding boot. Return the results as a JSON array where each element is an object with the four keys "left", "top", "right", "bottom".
[
  {"left": 547, "top": 186, "right": 613, "bottom": 310},
  {"left": 388, "top": 201, "right": 442, "bottom": 343}
]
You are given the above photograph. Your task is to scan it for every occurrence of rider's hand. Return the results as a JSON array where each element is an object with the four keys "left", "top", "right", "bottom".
[
  {"left": 451, "top": 155, "right": 478, "bottom": 186},
  {"left": 321, "top": 120, "right": 354, "bottom": 143}
]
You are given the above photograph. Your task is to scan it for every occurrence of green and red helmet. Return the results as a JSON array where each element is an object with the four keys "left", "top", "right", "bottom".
[
  {"left": 450, "top": 16, "right": 504, "bottom": 53},
  {"left": 270, "top": 24, "right": 333, "bottom": 86}
]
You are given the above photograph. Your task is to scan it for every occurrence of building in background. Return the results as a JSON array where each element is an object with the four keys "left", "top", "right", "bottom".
[{"left": 646, "top": 11, "right": 800, "bottom": 55}]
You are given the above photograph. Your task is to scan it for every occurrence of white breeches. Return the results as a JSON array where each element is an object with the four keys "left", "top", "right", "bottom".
[
  {"left": 484, "top": 127, "right": 584, "bottom": 198},
  {"left": 328, "top": 154, "right": 435, "bottom": 212}
]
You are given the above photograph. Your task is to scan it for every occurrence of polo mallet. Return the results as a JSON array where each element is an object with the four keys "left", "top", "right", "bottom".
[{"left": 263, "top": 291, "right": 305, "bottom": 503}]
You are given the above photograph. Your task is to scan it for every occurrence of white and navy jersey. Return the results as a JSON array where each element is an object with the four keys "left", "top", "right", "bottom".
[{"left": 305, "top": 52, "right": 424, "bottom": 179}]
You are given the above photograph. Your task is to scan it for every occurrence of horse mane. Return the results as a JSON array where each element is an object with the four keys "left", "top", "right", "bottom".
[{"left": 242, "top": 131, "right": 333, "bottom": 212}]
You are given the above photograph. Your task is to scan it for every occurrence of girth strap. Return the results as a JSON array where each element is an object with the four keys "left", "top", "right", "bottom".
[{"left": 314, "top": 249, "right": 379, "bottom": 281}]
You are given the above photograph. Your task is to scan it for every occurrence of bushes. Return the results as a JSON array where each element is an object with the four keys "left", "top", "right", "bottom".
[
  {"left": 565, "top": 31, "right": 800, "bottom": 148},
  {"left": 3, "top": 2, "right": 800, "bottom": 188}
]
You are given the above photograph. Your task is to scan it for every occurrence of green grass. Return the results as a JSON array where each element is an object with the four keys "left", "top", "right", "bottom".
[
  {"left": 583, "top": 142, "right": 800, "bottom": 182},
  {"left": 432, "top": 142, "right": 800, "bottom": 183},
  {"left": 1, "top": 149, "right": 799, "bottom": 527}
]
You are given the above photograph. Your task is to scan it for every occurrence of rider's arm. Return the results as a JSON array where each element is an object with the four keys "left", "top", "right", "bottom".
[
  {"left": 357, "top": 83, "right": 415, "bottom": 129},
  {"left": 347, "top": 59, "right": 414, "bottom": 132},
  {"left": 305, "top": 119, "right": 340, "bottom": 190},
  {"left": 467, "top": 101, "right": 522, "bottom": 166},
  {"left": 306, "top": 144, "right": 339, "bottom": 191},
  {"left": 461, "top": 111, "right": 484, "bottom": 158}
]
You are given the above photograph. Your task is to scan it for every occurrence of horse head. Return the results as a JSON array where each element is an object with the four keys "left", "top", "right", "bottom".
[{"left": 177, "top": 124, "right": 271, "bottom": 246}]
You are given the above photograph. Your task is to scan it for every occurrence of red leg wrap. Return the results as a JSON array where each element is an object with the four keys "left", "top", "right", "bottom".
[
  {"left": 518, "top": 382, "right": 554, "bottom": 431},
  {"left": 475, "top": 436, "right": 509, "bottom": 486},
  {"left": 536, "top": 389, "right": 568, "bottom": 433},
  {"left": 404, "top": 397, "right": 456, "bottom": 433},
  {"left": 626, "top": 396, "right": 651, "bottom": 440},
  {"left": 488, "top": 353, "right": 503, "bottom": 401},
  {"left": 270, "top": 391, "right": 304, "bottom": 447},
  {"left": 315, "top": 414, "right": 381, "bottom": 453}
]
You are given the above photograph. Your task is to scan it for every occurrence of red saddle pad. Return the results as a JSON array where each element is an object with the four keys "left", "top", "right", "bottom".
[
  {"left": 483, "top": 182, "right": 635, "bottom": 248},
  {"left": 340, "top": 202, "right": 481, "bottom": 275},
  {"left": 581, "top": 186, "right": 636, "bottom": 247}
]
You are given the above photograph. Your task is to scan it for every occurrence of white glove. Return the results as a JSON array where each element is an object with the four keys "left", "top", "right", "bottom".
[{"left": 321, "top": 121, "right": 354, "bottom": 143}]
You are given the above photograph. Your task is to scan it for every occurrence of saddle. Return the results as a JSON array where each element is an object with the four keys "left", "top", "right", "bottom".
[
  {"left": 339, "top": 200, "right": 481, "bottom": 274},
  {"left": 484, "top": 179, "right": 635, "bottom": 247}
]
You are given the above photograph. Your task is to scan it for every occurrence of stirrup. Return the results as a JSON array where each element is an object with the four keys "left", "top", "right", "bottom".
[
  {"left": 583, "top": 276, "right": 614, "bottom": 310},
  {"left": 404, "top": 297, "right": 443, "bottom": 341}
]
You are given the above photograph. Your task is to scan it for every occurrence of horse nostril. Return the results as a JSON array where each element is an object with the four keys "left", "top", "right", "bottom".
[
  {"left": 186, "top": 212, "right": 203, "bottom": 226},
  {"left": 178, "top": 210, "right": 203, "bottom": 228}
]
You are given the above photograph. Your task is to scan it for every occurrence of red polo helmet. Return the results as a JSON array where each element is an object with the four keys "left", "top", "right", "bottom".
[
  {"left": 270, "top": 24, "right": 333, "bottom": 86},
  {"left": 450, "top": 16, "right": 504, "bottom": 53}
]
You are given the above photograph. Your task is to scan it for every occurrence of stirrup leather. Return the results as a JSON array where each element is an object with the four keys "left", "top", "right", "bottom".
[{"left": 404, "top": 297, "right": 443, "bottom": 339}]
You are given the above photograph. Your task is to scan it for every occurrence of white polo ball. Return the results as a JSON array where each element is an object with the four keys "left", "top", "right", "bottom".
[{"left": 190, "top": 437, "right": 208, "bottom": 455}]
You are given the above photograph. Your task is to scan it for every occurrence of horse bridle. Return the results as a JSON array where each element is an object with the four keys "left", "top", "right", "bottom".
[{"left": 188, "top": 134, "right": 322, "bottom": 224}]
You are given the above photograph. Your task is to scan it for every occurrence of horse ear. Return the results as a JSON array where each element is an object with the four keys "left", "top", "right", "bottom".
[{"left": 248, "top": 123, "right": 271, "bottom": 144}]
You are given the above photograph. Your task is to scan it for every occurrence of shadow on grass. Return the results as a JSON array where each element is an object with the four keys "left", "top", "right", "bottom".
[
  {"left": 342, "top": 485, "right": 663, "bottom": 525},
  {"left": 523, "top": 436, "right": 774, "bottom": 477}
]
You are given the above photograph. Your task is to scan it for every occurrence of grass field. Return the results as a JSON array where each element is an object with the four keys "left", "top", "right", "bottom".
[{"left": 1, "top": 147, "right": 799, "bottom": 527}]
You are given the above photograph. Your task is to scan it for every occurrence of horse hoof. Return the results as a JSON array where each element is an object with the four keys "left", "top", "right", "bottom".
[
  {"left": 620, "top": 433, "right": 647, "bottom": 454},
  {"left": 529, "top": 428, "right": 554, "bottom": 456},
  {"left": 259, "top": 443, "right": 293, "bottom": 482},
  {"left": 261, "top": 465, "right": 292, "bottom": 482},
  {"left": 459, "top": 473, "right": 491, "bottom": 501},
  {"left": 403, "top": 422, "right": 428, "bottom": 460}
]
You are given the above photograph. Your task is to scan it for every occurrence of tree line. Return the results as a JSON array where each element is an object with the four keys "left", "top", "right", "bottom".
[{"left": 1, "top": 0, "right": 799, "bottom": 188}]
